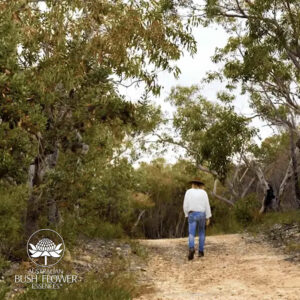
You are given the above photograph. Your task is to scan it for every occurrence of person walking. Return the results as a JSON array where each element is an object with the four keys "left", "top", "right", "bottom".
[{"left": 183, "top": 179, "right": 212, "bottom": 260}]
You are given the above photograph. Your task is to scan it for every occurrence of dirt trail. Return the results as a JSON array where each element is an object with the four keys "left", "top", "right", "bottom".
[{"left": 134, "top": 234, "right": 300, "bottom": 300}]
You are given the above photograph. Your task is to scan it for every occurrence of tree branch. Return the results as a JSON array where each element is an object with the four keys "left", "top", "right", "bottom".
[
  {"left": 131, "top": 209, "right": 146, "bottom": 233},
  {"left": 212, "top": 179, "right": 234, "bottom": 206},
  {"left": 197, "top": 164, "right": 218, "bottom": 176},
  {"left": 241, "top": 177, "right": 255, "bottom": 198}
]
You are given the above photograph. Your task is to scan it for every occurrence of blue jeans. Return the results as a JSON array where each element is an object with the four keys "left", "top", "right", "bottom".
[{"left": 188, "top": 211, "right": 206, "bottom": 252}]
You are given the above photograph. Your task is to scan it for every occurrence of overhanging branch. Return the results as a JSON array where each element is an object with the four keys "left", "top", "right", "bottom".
[{"left": 212, "top": 179, "right": 234, "bottom": 206}]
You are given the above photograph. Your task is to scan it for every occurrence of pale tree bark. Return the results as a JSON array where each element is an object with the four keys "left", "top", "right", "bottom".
[
  {"left": 241, "top": 177, "right": 255, "bottom": 199},
  {"left": 239, "top": 167, "right": 249, "bottom": 183},
  {"left": 253, "top": 142, "right": 300, "bottom": 213},
  {"left": 212, "top": 179, "right": 234, "bottom": 206},
  {"left": 198, "top": 164, "right": 254, "bottom": 205},
  {"left": 198, "top": 164, "right": 234, "bottom": 204},
  {"left": 156, "top": 137, "right": 253, "bottom": 204},
  {"left": 25, "top": 129, "right": 89, "bottom": 237},
  {"left": 131, "top": 209, "right": 145, "bottom": 234},
  {"left": 252, "top": 165, "right": 278, "bottom": 214},
  {"left": 45, "top": 149, "right": 61, "bottom": 225},
  {"left": 26, "top": 144, "right": 59, "bottom": 236},
  {"left": 253, "top": 165, "right": 269, "bottom": 191},
  {"left": 289, "top": 128, "right": 300, "bottom": 207},
  {"left": 242, "top": 156, "right": 272, "bottom": 214},
  {"left": 278, "top": 159, "right": 294, "bottom": 205},
  {"left": 276, "top": 132, "right": 300, "bottom": 208},
  {"left": 198, "top": 163, "right": 257, "bottom": 205}
]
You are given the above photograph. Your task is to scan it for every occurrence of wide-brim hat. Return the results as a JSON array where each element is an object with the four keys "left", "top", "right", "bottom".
[{"left": 189, "top": 179, "right": 205, "bottom": 185}]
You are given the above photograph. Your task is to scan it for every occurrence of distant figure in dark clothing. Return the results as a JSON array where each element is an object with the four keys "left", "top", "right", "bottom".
[
  {"left": 260, "top": 183, "right": 276, "bottom": 214},
  {"left": 265, "top": 184, "right": 275, "bottom": 207}
]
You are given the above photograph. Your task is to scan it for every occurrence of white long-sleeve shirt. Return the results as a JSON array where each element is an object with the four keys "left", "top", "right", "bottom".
[{"left": 183, "top": 188, "right": 212, "bottom": 218}]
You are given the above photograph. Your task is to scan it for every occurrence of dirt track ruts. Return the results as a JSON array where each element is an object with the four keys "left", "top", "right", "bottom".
[{"left": 134, "top": 234, "right": 300, "bottom": 300}]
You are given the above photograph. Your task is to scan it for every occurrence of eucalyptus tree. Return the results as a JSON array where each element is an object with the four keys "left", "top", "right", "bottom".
[
  {"left": 0, "top": 0, "right": 196, "bottom": 235},
  {"left": 189, "top": 0, "right": 300, "bottom": 207},
  {"left": 163, "top": 85, "right": 256, "bottom": 205}
]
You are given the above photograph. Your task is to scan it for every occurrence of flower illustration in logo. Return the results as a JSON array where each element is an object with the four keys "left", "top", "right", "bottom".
[
  {"left": 29, "top": 238, "right": 63, "bottom": 266},
  {"left": 27, "top": 229, "right": 65, "bottom": 267}
]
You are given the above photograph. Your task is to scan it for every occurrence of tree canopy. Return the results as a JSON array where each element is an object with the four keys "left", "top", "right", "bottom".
[
  {"left": 0, "top": 0, "right": 196, "bottom": 237},
  {"left": 166, "top": 85, "right": 255, "bottom": 181}
]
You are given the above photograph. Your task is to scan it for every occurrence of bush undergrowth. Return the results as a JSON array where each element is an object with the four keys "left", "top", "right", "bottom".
[
  {"left": 206, "top": 194, "right": 300, "bottom": 235},
  {"left": 247, "top": 210, "right": 300, "bottom": 234},
  {"left": 16, "top": 272, "right": 134, "bottom": 300}
]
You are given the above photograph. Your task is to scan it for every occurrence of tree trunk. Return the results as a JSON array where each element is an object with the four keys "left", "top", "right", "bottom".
[
  {"left": 278, "top": 158, "right": 294, "bottom": 207},
  {"left": 175, "top": 213, "right": 183, "bottom": 237},
  {"left": 212, "top": 179, "right": 234, "bottom": 206},
  {"left": 198, "top": 164, "right": 236, "bottom": 205},
  {"left": 251, "top": 165, "right": 271, "bottom": 214},
  {"left": 47, "top": 196, "right": 61, "bottom": 226},
  {"left": 289, "top": 130, "right": 300, "bottom": 208},
  {"left": 180, "top": 217, "right": 186, "bottom": 237},
  {"left": 25, "top": 147, "right": 59, "bottom": 237},
  {"left": 131, "top": 209, "right": 145, "bottom": 234},
  {"left": 241, "top": 177, "right": 255, "bottom": 199}
]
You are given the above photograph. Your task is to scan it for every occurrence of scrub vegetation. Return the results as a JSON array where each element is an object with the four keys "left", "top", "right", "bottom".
[{"left": 1, "top": 0, "right": 299, "bottom": 299}]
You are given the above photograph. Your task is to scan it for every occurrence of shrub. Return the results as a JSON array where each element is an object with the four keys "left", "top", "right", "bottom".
[
  {"left": 206, "top": 199, "right": 242, "bottom": 235},
  {"left": 0, "top": 254, "right": 10, "bottom": 277},
  {"left": 233, "top": 194, "right": 261, "bottom": 227},
  {"left": 17, "top": 273, "right": 134, "bottom": 300},
  {"left": 247, "top": 210, "right": 300, "bottom": 233},
  {"left": 0, "top": 281, "right": 9, "bottom": 300},
  {"left": 0, "top": 184, "right": 28, "bottom": 259},
  {"left": 76, "top": 219, "right": 124, "bottom": 240}
]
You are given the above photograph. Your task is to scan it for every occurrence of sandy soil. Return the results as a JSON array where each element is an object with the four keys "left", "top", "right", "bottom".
[{"left": 134, "top": 234, "right": 300, "bottom": 300}]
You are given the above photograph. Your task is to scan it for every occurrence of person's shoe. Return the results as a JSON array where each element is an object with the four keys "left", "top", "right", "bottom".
[
  {"left": 198, "top": 251, "right": 204, "bottom": 257},
  {"left": 188, "top": 248, "right": 195, "bottom": 260}
]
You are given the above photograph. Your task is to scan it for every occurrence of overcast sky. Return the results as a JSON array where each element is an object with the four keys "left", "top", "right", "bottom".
[
  {"left": 120, "top": 24, "right": 275, "bottom": 164},
  {"left": 38, "top": 1, "right": 275, "bottom": 164}
]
